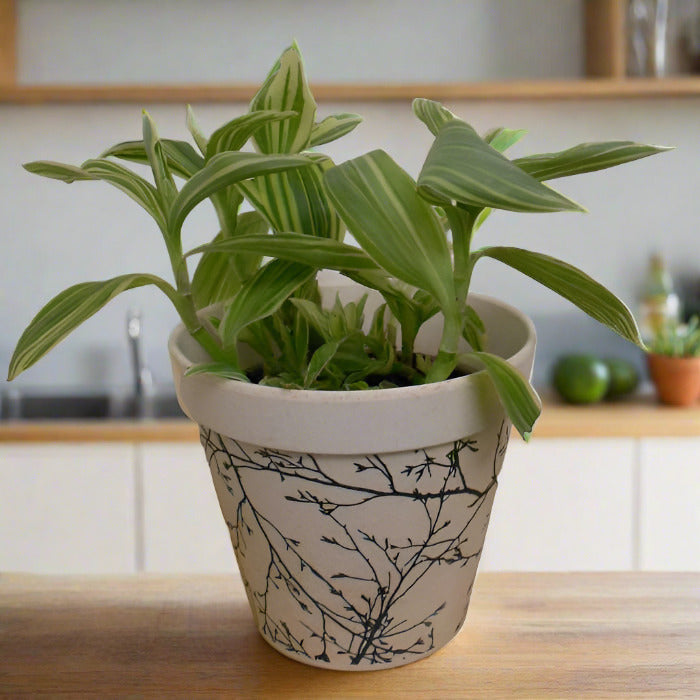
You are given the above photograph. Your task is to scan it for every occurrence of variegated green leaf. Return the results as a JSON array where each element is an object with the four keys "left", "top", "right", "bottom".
[
  {"left": 309, "top": 113, "right": 363, "bottom": 147},
  {"left": 412, "top": 98, "right": 456, "bottom": 136},
  {"left": 7, "top": 273, "right": 178, "bottom": 380},
  {"left": 250, "top": 43, "right": 316, "bottom": 154},
  {"left": 142, "top": 111, "right": 176, "bottom": 203},
  {"left": 417, "top": 120, "right": 584, "bottom": 213},
  {"left": 220, "top": 260, "right": 315, "bottom": 347},
  {"left": 80, "top": 158, "right": 167, "bottom": 229},
  {"left": 100, "top": 139, "right": 204, "bottom": 178},
  {"left": 188, "top": 232, "right": 378, "bottom": 272},
  {"left": 304, "top": 339, "right": 341, "bottom": 388},
  {"left": 460, "top": 351, "right": 541, "bottom": 441},
  {"left": 186, "top": 105, "right": 209, "bottom": 155},
  {"left": 184, "top": 362, "right": 250, "bottom": 382},
  {"left": 477, "top": 246, "right": 644, "bottom": 347},
  {"left": 206, "top": 110, "right": 297, "bottom": 160},
  {"left": 23, "top": 161, "right": 96, "bottom": 183},
  {"left": 169, "top": 151, "right": 310, "bottom": 234},
  {"left": 324, "top": 149, "right": 455, "bottom": 313},
  {"left": 514, "top": 141, "right": 673, "bottom": 181},
  {"left": 191, "top": 211, "right": 269, "bottom": 308},
  {"left": 483, "top": 126, "right": 528, "bottom": 153},
  {"left": 237, "top": 158, "right": 341, "bottom": 240}
]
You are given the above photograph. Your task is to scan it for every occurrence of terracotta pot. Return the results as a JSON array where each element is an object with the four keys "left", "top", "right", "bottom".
[
  {"left": 169, "top": 283, "right": 536, "bottom": 670},
  {"left": 647, "top": 353, "right": 700, "bottom": 406}
]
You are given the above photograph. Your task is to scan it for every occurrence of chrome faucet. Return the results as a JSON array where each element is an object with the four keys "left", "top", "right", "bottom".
[{"left": 127, "top": 309, "right": 154, "bottom": 416}]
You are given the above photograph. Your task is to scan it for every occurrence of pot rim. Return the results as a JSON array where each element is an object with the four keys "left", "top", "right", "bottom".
[{"left": 168, "top": 292, "right": 537, "bottom": 453}]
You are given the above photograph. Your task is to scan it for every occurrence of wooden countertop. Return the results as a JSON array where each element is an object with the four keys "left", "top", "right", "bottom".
[
  {"left": 0, "top": 572, "right": 697, "bottom": 697},
  {"left": 1, "top": 394, "right": 698, "bottom": 442}
]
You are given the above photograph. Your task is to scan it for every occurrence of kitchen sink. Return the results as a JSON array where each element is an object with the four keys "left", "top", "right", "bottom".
[{"left": 0, "top": 390, "right": 186, "bottom": 421}]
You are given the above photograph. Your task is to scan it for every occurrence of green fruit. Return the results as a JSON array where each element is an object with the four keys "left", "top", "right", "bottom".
[
  {"left": 604, "top": 358, "right": 639, "bottom": 399},
  {"left": 553, "top": 354, "right": 610, "bottom": 404}
]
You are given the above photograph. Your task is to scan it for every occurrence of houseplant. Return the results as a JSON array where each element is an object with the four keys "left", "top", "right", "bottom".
[
  {"left": 647, "top": 317, "right": 700, "bottom": 405},
  {"left": 8, "top": 44, "right": 668, "bottom": 669}
]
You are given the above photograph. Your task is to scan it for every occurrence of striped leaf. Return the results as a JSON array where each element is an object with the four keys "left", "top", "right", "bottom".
[
  {"left": 250, "top": 44, "right": 316, "bottom": 154},
  {"left": 304, "top": 339, "right": 342, "bottom": 388},
  {"left": 514, "top": 141, "right": 673, "bottom": 181},
  {"left": 191, "top": 211, "right": 269, "bottom": 308},
  {"left": 460, "top": 351, "right": 541, "bottom": 441},
  {"left": 237, "top": 158, "right": 341, "bottom": 240},
  {"left": 186, "top": 105, "right": 209, "bottom": 155},
  {"left": 168, "top": 151, "right": 310, "bottom": 234},
  {"left": 23, "top": 161, "right": 96, "bottom": 183},
  {"left": 188, "top": 232, "right": 379, "bottom": 272},
  {"left": 206, "top": 110, "right": 297, "bottom": 159},
  {"left": 220, "top": 259, "right": 315, "bottom": 347},
  {"left": 324, "top": 149, "right": 456, "bottom": 313},
  {"left": 309, "top": 113, "right": 363, "bottom": 147},
  {"left": 477, "top": 246, "right": 644, "bottom": 347},
  {"left": 484, "top": 126, "right": 528, "bottom": 153},
  {"left": 80, "top": 158, "right": 167, "bottom": 229},
  {"left": 100, "top": 139, "right": 204, "bottom": 178},
  {"left": 184, "top": 362, "right": 250, "bottom": 382},
  {"left": 412, "top": 98, "right": 456, "bottom": 136},
  {"left": 142, "top": 111, "right": 176, "bottom": 204},
  {"left": 7, "top": 274, "right": 177, "bottom": 380},
  {"left": 417, "top": 120, "right": 584, "bottom": 213}
]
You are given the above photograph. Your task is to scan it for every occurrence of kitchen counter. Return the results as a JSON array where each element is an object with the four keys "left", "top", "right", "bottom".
[
  {"left": 1, "top": 394, "right": 698, "bottom": 441},
  {"left": 1, "top": 572, "right": 697, "bottom": 697}
]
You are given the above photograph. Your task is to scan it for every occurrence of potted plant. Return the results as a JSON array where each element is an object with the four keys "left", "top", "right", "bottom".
[
  {"left": 647, "top": 317, "right": 700, "bottom": 406},
  {"left": 8, "top": 44, "right": 668, "bottom": 669}
]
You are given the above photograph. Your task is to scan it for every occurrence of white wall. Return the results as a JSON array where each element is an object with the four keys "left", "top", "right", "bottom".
[{"left": 2, "top": 1, "right": 699, "bottom": 392}]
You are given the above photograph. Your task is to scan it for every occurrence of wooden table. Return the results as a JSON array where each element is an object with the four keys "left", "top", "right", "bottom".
[{"left": 1, "top": 572, "right": 698, "bottom": 697}]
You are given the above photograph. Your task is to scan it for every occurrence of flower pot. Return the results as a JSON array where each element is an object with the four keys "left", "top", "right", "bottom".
[
  {"left": 168, "top": 283, "right": 536, "bottom": 670},
  {"left": 647, "top": 353, "right": 700, "bottom": 406}
]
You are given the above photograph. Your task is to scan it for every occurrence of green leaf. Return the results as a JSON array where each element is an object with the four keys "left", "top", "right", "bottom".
[
  {"left": 186, "top": 105, "right": 209, "bottom": 156},
  {"left": 142, "top": 111, "right": 176, "bottom": 203},
  {"left": 187, "top": 232, "right": 379, "bottom": 272},
  {"left": 250, "top": 43, "right": 317, "bottom": 154},
  {"left": 23, "top": 161, "right": 96, "bottom": 183},
  {"left": 412, "top": 98, "right": 456, "bottom": 136},
  {"left": 324, "top": 149, "right": 455, "bottom": 313},
  {"left": 7, "top": 274, "right": 178, "bottom": 380},
  {"left": 477, "top": 246, "right": 644, "bottom": 347},
  {"left": 460, "top": 351, "right": 541, "bottom": 441},
  {"left": 80, "top": 158, "right": 167, "bottom": 229},
  {"left": 220, "top": 260, "right": 315, "bottom": 347},
  {"left": 514, "top": 141, "right": 673, "bottom": 181},
  {"left": 238, "top": 156, "right": 342, "bottom": 240},
  {"left": 304, "top": 339, "right": 342, "bottom": 388},
  {"left": 483, "top": 127, "right": 528, "bottom": 153},
  {"left": 184, "top": 362, "right": 250, "bottom": 382},
  {"left": 417, "top": 120, "right": 585, "bottom": 213},
  {"left": 207, "top": 110, "right": 297, "bottom": 160},
  {"left": 309, "top": 113, "right": 363, "bottom": 147},
  {"left": 191, "top": 211, "right": 269, "bottom": 308},
  {"left": 290, "top": 298, "right": 332, "bottom": 341},
  {"left": 100, "top": 139, "right": 204, "bottom": 178},
  {"left": 168, "top": 151, "right": 310, "bottom": 234}
]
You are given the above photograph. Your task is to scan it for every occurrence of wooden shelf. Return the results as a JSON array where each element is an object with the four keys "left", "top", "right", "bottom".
[{"left": 2, "top": 77, "right": 700, "bottom": 104}]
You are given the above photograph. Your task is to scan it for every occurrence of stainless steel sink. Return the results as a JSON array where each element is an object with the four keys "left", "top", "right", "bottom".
[{"left": 0, "top": 390, "right": 186, "bottom": 421}]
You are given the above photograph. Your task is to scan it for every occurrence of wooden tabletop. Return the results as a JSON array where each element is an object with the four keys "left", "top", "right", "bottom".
[
  {"left": 1, "top": 572, "right": 697, "bottom": 698},
  {"left": 1, "top": 394, "right": 699, "bottom": 442}
]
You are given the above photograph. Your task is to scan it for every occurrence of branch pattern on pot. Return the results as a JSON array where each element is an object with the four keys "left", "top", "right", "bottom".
[{"left": 200, "top": 422, "right": 510, "bottom": 668}]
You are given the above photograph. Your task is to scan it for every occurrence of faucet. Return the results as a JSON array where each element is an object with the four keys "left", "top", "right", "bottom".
[{"left": 127, "top": 309, "right": 154, "bottom": 417}]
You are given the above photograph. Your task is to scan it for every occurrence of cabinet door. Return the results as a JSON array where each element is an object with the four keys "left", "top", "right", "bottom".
[
  {"left": 479, "top": 438, "right": 636, "bottom": 571},
  {"left": 0, "top": 443, "right": 136, "bottom": 574},
  {"left": 639, "top": 438, "right": 700, "bottom": 571},
  {"left": 139, "top": 443, "right": 237, "bottom": 573}
]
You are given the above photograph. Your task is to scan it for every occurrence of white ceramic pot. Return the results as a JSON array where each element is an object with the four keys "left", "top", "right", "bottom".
[{"left": 169, "top": 283, "right": 536, "bottom": 670}]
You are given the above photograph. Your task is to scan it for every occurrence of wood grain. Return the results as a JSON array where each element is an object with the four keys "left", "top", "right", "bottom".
[
  {"left": 0, "top": 572, "right": 697, "bottom": 697},
  {"left": 2, "top": 77, "right": 700, "bottom": 104}
]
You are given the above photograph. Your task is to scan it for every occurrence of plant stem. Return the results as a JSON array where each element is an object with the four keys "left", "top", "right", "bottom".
[{"left": 446, "top": 205, "right": 477, "bottom": 305}]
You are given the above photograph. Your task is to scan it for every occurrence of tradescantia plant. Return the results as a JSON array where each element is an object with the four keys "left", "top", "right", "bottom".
[{"left": 8, "top": 43, "right": 669, "bottom": 440}]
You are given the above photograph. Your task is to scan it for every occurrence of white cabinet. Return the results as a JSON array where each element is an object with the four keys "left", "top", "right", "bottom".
[
  {"left": 480, "top": 438, "right": 636, "bottom": 571},
  {"left": 0, "top": 443, "right": 136, "bottom": 574},
  {"left": 139, "top": 443, "right": 237, "bottom": 573},
  {"left": 639, "top": 438, "right": 700, "bottom": 571}
]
